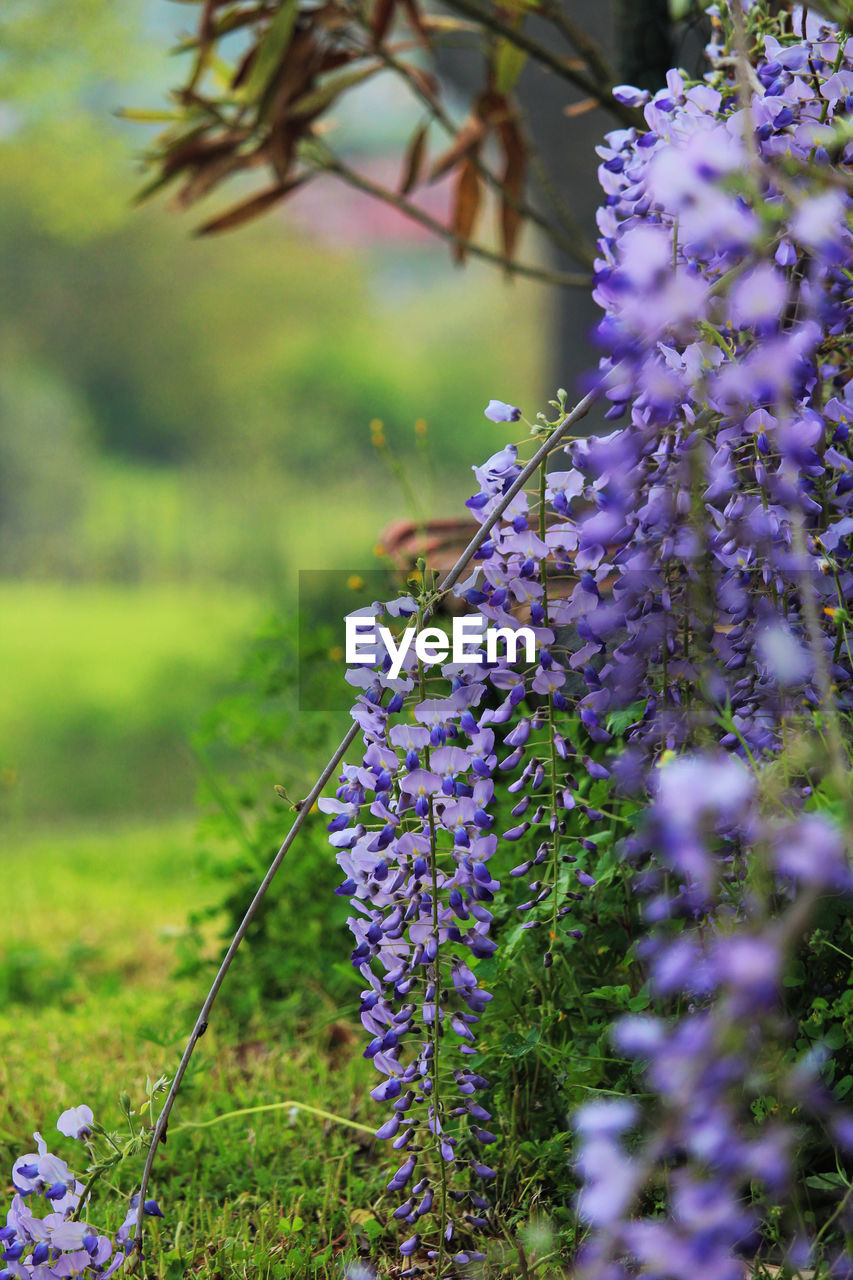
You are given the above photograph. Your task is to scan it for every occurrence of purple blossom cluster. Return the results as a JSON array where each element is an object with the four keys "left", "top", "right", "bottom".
[
  {"left": 324, "top": 601, "right": 502, "bottom": 1272},
  {"left": 1, "top": 1108, "right": 162, "bottom": 1280},
  {"left": 325, "top": 5, "right": 853, "bottom": 1273},
  {"left": 566, "top": 4, "right": 853, "bottom": 763},
  {"left": 327, "top": 436, "right": 620, "bottom": 1267},
  {"left": 560, "top": 5, "right": 853, "bottom": 1276},
  {"left": 574, "top": 755, "right": 853, "bottom": 1280}
]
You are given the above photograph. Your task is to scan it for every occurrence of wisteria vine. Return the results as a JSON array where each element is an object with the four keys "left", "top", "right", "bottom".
[{"left": 326, "top": 2, "right": 853, "bottom": 1275}]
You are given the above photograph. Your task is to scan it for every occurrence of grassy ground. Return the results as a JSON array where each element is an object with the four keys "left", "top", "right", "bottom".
[
  {"left": 0, "top": 568, "right": 565, "bottom": 1276},
  {"left": 0, "top": 802, "right": 555, "bottom": 1280},
  {"left": 0, "top": 814, "right": 391, "bottom": 1279}
]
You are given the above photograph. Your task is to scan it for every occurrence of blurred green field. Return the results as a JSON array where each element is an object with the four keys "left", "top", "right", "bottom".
[
  {"left": 79, "top": 459, "right": 386, "bottom": 587},
  {"left": 0, "top": 580, "right": 262, "bottom": 822},
  {"left": 0, "top": 815, "right": 209, "bottom": 1003}
]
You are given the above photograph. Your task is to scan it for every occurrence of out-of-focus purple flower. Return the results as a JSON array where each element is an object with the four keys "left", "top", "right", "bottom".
[
  {"left": 755, "top": 622, "right": 812, "bottom": 687},
  {"left": 728, "top": 263, "right": 788, "bottom": 330},
  {"left": 773, "top": 814, "right": 851, "bottom": 890},
  {"left": 791, "top": 190, "right": 847, "bottom": 253},
  {"left": 655, "top": 754, "right": 753, "bottom": 829}
]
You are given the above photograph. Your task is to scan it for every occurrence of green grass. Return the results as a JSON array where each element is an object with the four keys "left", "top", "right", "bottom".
[
  {"left": 0, "top": 815, "right": 392, "bottom": 1278},
  {"left": 0, "top": 599, "right": 574, "bottom": 1277},
  {"left": 0, "top": 814, "right": 213, "bottom": 1002},
  {"left": 0, "top": 580, "right": 262, "bottom": 822}
]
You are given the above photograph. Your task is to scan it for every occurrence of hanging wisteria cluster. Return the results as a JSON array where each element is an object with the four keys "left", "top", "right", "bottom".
[
  {"left": 565, "top": 5, "right": 853, "bottom": 1276},
  {"left": 323, "top": 594, "right": 503, "bottom": 1274},
  {"left": 573, "top": 759, "right": 853, "bottom": 1280},
  {"left": 328, "top": 2, "right": 853, "bottom": 1275}
]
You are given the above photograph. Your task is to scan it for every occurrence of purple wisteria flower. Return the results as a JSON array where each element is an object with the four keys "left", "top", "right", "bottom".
[
  {"left": 328, "top": 595, "right": 505, "bottom": 1268},
  {"left": 484, "top": 399, "right": 522, "bottom": 423},
  {"left": 1, "top": 1108, "right": 159, "bottom": 1280},
  {"left": 56, "top": 1107, "right": 94, "bottom": 1142}
]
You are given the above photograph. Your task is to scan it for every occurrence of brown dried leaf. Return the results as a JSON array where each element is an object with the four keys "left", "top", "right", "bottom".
[
  {"left": 161, "top": 131, "right": 237, "bottom": 178},
  {"left": 399, "top": 0, "right": 430, "bottom": 47},
  {"left": 318, "top": 47, "right": 360, "bottom": 74},
  {"left": 264, "top": 28, "right": 321, "bottom": 115},
  {"left": 399, "top": 120, "right": 429, "bottom": 194},
  {"left": 175, "top": 149, "right": 248, "bottom": 207},
  {"left": 474, "top": 88, "right": 511, "bottom": 127},
  {"left": 429, "top": 115, "right": 486, "bottom": 183},
  {"left": 267, "top": 120, "right": 298, "bottom": 180},
  {"left": 403, "top": 62, "right": 439, "bottom": 99},
  {"left": 451, "top": 155, "right": 482, "bottom": 264},
  {"left": 200, "top": 0, "right": 216, "bottom": 43},
  {"left": 312, "top": 2, "right": 352, "bottom": 33},
  {"left": 288, "top": 61, "right": 383, "bottom": 119},
  {"left": 497, "top": 117, "right": 526, "bottom": 262},
  {"left": 564, "top": 96, "right": 598, "bottom": 117},
  {"left": 231, "top": 41, "right": 259, "bottom": 90},
  {"left": 195, "top": 175, "right": 311, "bottom": 234},
  {"left": 372, "top": 0, "right": 396, "bottom": 43}
]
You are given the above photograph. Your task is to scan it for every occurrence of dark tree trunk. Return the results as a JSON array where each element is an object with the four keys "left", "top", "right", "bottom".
[
  {"left": 617, "top": 0, "right": 675, "bottom": 90},
  {"left": 438, "top": 1, "right": 694, "bottom": 426}
]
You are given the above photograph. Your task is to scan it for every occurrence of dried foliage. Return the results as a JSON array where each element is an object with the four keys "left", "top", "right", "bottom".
[{"left": 137, "top": 0, "right": 651, "bottom": 284}]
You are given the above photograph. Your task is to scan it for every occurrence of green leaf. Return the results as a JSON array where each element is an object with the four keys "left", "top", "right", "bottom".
[
  {"left": 115, "top": 108, "right": 181, "bottom": 123},
  {"left": 589, "top": 984, "right": 631, "bottom": 1004},
  {"left": 289, "top": 63, "right": 383, "bottom": 119},
  {"left": 805, "top": 1172, "right": 848, "bottom": 1191},
  {"left": 502, "top": 1027, "right": 541, "bottom": 1059},
  {"left": 606, "top": 701, "right": 646, "bottom": 737},
  {"left": 836, "top": 1074, "right": 853, "bottom": 1099},
  {"left": 494, "top": 39, "right": 527, "bottom": 94},
  {"left": 822, "top": 1024, "right": 846, "bottom": 1050},
  {"left": 242, "top": 0, "right": 300, "bottom": 103},
  {"left": 501, "top": 922, "right": 530, "bottom": 961}
]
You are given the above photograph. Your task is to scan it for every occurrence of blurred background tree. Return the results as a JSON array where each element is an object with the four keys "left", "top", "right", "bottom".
[
  {"left": 0, "top": 0, "right": 547, "bottom": 831},
  {"left": 140, "top": 0, "right": 705, "bottom": 394}
]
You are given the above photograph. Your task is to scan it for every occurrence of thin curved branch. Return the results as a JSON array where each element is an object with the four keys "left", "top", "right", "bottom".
[
  {"left": 319, "top": 148, "right": 591, "bottom": 288},
  {"left": 536, "top": 0, "right": 618, "bottom": 88},
  {"left": 440, "top": 0, "right": 645, "bottom": 128},
  {"left": 132, "top": 383, "right": 598, "bottom": 1261}
]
